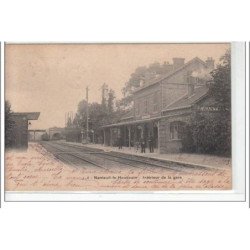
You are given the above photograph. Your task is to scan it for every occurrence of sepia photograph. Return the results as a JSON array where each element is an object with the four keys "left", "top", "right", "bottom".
[
  {"left": 1, "top": 1, "right": 250, "bottom": 250},
  {"left": 4, "top": 43, "right": 233, "bottom": 196}
]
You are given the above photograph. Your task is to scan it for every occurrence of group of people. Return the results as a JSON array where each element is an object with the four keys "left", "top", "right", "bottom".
[
  {"left": 140, "top": 134, "right": 154, "bottom": 153},
  {"left": 117, "top": 134, "right": 155, "bottom": 153}
]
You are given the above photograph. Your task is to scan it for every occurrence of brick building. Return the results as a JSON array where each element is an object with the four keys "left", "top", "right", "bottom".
[
  {"left": 102, "top": 57, "right": 217, "bottom": 153},
  {"left": 9, "top": 112, "right": 40, "bottom": 150}
]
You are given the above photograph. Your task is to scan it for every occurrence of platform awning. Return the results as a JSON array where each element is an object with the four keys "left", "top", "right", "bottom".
[
  {"left": 102, "top": 116, "right": 161, "bottom": 129},
  {"left": 12, "top": 112, "right": 40, "bottom": 120}
]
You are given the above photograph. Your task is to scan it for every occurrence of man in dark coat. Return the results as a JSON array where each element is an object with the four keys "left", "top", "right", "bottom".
[
  {"left": 140, "top": 137, "right": 146, "bottom": 153},
  {"left": 118, "top": 135, "right": 123, "bottom": 149},
  {"left": 148, "top": 134, "right": 154, "bottom": 153}
]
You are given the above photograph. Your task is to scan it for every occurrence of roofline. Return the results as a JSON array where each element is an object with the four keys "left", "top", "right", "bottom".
[
  {"left": 192, "top": 92, "right": 210, "bottom": 104},
  {"left": 120, "top": 116, "right": 134, "bottom": 121},
  {"left": 133, "top": 81, "right": 161, "bottom": 94},
  {"left": 104, "top": 86, "right": 209, "bottom": 128},
  {"left": 12, "top": 112, "right": 40, "bottom": 120},
  {"left": 162, "top": 105, "right": 191, "bottom": 113},
  {"left": 12, "top": 112, "right": 40, "bottom": 115},
  {"left": 164, "top": 92, "right": 188, "bottom": 110},
  {"left": 133, "top": 57, "right": 206, "bottom": 94},
  {"left": 161, "top": 86, "right": 209, "bottom": 112},
  {"left": 102, "top": 111, "right": 193, "bottom": 129}
]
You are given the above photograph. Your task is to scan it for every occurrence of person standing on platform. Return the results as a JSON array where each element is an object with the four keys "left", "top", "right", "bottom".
[
  {"left": 118, "top": 135, "right": 123, "bottom": 149},
  {"left": 148, "top": 134, "right": 154, "bottom": 153},
  {"left": 140, "top": 137, "right": 146, "bottom": 153}
]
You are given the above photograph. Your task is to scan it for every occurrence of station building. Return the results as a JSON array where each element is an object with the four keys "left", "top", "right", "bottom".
[
  {"left": 9, "top": 112, "right": 40, "bottom": 150},
  {"left": 102, "top": 57, "right": 216, "bottom": 153}
]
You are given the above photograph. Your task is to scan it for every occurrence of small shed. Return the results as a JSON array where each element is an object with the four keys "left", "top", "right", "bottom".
[{"left": 9, "top": 112, "right": 40, "bottom": 150}]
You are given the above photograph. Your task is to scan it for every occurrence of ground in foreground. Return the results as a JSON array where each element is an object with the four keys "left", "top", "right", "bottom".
[{"left": 5, "top": 143, "right": 232, "bottom": 191}]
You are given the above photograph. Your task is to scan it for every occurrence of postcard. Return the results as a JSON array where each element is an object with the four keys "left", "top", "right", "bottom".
[{"left": 4, "top": 43, "right": 245, "bottom": 201}]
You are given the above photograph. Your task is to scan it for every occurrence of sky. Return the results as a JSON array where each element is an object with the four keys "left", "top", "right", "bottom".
[{"left": 5, "top": 43, "right": 230, "bottom": 130}]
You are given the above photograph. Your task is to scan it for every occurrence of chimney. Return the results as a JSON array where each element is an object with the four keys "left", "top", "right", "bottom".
[
  {"left": 163, "top": 61, "right": 174, "bottom": 72},
  {"left": 173, "top": 58, "right": 185, "bottom": 70},
  {"left": 186, "top": 71, "right": 194, "bottom": 96},
  {"left": 205, "top": 57, "right": 215, "bottom": 71}
]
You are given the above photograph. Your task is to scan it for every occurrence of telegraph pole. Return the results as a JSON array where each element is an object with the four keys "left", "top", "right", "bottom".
[{"left": 86, "top": 86, "right": 89, "bottom": 143}]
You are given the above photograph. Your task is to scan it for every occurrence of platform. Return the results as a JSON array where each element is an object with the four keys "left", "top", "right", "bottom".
[{"left": 63, "top": 141, "right": 231, "bottom": 170}]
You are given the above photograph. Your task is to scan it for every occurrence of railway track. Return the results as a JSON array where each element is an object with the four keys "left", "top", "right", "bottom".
[
  {"left": 40, "top": 141, "right": 108, "bottom": 170},
  {"left": 57, "top": 142, "right": 205, "bottom": 172},
  {"left": 40, "top": 141, "right": 196, "bottom": 173},
  {"left": 59, "top": 142, "right": 212, "bottom": 172},
  {"left": 41, "top": 141, "right": 162, "bottom": 172}
]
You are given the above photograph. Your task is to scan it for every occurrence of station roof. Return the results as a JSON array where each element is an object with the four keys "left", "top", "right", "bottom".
[
  {"left": 163, "top": 85, "right": 209, "bottom": 112},
  {"left": 133, "top": 57, "right": 207, "bottom": 94},
  {"left": 102, "top": 116, "right": 161, "bottom": 128},
  {"left": 103, "top": 86, "right": 209, "bottom": 129},
  {"left": 120, "top": 109, "right": 134, "bottom": 121},
  {"left": 12, "top": 112, "right": 40, "bottom": 120}
]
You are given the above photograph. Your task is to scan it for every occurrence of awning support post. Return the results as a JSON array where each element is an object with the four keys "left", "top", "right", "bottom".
[
  {"left": 110, "top": 128, "right": 112, "bottom": 147},
  {"left": 103, "top": 129, "right": 106, "bottom": 146},
  {"left": 158, "top": 121, "right": 160, "bottom": 152},
  {"left": 128, "top": 126, "right": 131, "bottom": 149}
]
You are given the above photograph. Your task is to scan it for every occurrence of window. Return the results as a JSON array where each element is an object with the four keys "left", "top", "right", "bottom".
[
  {"left": 170, "top": 122, "right": 184, "bottom": 140},
  {"left": 153, "top": 92, "right": 159, "bottom": 112},
  {"left": 135, "top": 102, "right": 140, "bottom": 115},
  {"left": 144, "top": 99, "right": 148, "bottom": 114}
]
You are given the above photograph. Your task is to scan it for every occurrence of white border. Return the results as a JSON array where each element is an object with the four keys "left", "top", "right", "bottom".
[
  {"left": 1, "top": 42, "right": 4, "bottom": 205},
  {"left": 231, "top": 42, "right": 246, "bottom": 198},
  {"left": 5, "top": 190, "right": 245, "bottom": 202},
  {"left": 4, "top": 42, "right": 246, "bottom": 202}
]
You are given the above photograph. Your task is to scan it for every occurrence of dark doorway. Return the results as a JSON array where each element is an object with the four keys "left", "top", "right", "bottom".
[{"left": 153, "top": 123, "right": 158, "bottom": 148}]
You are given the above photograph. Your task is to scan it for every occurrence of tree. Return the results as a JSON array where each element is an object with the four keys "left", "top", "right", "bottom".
[
  {"left": 122, "top": 66, "right": 147, "bottom": 98},
  {"left": 209, "top": 49, "right": 231, "bottom": 111},
  {"left": 107, "top": 89, "right": 115, "bottom": 114},
  {"left": 206, "top": 49, "right": 231, "bottom": 155},
  {"left": 182, "top": 50, "right": 231, "bottom": 156},
  {"left": 190, "top": 112, "right": 230, "bottom": 155},
  {"left": 5, "top": 100, "right": 14, "bottom": 148},
  {"left": 101, "top": 83, "right": 109, "bottom": 108},
  {"left": 121, "top": 61, "right": 173, "bottom": 108},
  {"left": 68, "top": 85, "right": 128, "bottom": 143}
]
